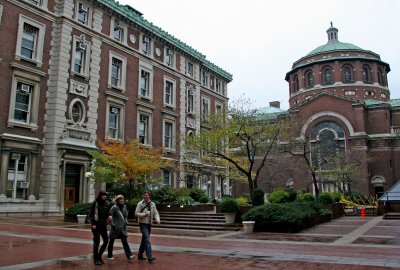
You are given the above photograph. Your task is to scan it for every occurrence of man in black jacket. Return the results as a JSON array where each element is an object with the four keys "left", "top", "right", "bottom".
[{"left": 89, "top": 191, "right": 111, "bottom": 265}]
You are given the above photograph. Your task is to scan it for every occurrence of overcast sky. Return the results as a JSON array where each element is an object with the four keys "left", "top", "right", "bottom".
[{"left": 119, "top": 0, "right": 400, "bottom": 110}]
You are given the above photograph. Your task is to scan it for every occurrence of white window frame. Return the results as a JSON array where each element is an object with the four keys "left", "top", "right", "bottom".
[
  {"left": 215, "top": 102, "right": 223, "bottom": 115},
  {"left": 215, "top": 78, "right": 221, "bottom": 94},
  {"left": 163, "top": 117, "right": 175, "bottom": 151},
  {"left": 15, "top": 15, "right": 46, "bottom": 67},
  {"left": 8, "top": 69, "right": 41, "bottom": 130},
  {"left": 110, "top": 19, "right": 127, "bottom": 44},
  {"left": 141, "top": 35, "right": 151, "bottom": 56},
  {"left": 163, "top": 169, "right": 172, "bottom": 186},
  {"left": 8, "top": 153, "right": 28, "bottom": 185},
  {"left": 137, "top": 109, "right": 152, "bottom": 146},
  {"left": 186, "top": 60, "right": 194, "bottom": 77},
  {"left": 75, "top": 2, "right": 92, "bottom": 26},
  {"left": 71, "top": 36, "right": 91, "bottom": 78},
  {"left": 202, "top": 70, "right": 209, "bottom": 87},
  {"left": 108, "top": 52, "right": 127, "bottom": 92},
  {"left": 201, "top": 96, "right": 210, "bottom": 121},
  {"left": 187, "top": 87, "right": 195, "bottom": 113},
  {"left": 25, "top": 0, "right": 48, "bottom": 8},
  {"left": 163, "top": 77, "right": 176, "bottom": 108},
  {"left": 105, "top": 98, "right": 125, "bottom": 141},
  {"left": 164, "top": 48, "right": 175, "bottom": 68},
  {"left": 138, "top": 61, "right": 153, "bottom": 100}
]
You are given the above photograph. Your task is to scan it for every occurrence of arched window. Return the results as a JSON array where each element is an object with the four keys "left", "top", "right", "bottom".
[
  {"left": 342, "top": 66, "right": 353, "bottom": 83},
  {"left": 305, "top": 70, "right": 314, "bottom": 88},
  {"left": 292, "top": 75, "right": 299, "bottom": 92},
  {"left": 322, "top": 67, "right": 333, "bottom": 85},
  {"left": 362, "top": 66, "right": 371, "bottom": 83}
]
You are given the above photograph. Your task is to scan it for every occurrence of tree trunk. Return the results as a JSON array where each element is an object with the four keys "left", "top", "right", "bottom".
[{"left": 311, "top": 171, "right": 319, "bottom": 197}]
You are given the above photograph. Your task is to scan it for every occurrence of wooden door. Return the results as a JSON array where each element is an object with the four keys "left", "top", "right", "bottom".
[{"left": 64, "top": 187, "right": 75, "bottom": 210}]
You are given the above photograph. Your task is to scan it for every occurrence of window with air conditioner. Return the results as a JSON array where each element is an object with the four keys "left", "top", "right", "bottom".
[
  {"left": 142, "top": 36, "right": 150, "bottom": 55},
  {"left": 165, "top": 49, "right": 174, "bottom": 67},
  {"left": 138, "top": 113, "right": 151, "bottom": 145},
  {"left": 108, "top": 52, "right": 127, "bottom": 91},
  {"left": 72, "top": 38, "right": 90, "bottom": 77},
  {"left": 8, "top": 153, "right": 28, "bottom": 184},
  {"left": 77, "top": 3, "right": 89, "bottom": 24}
]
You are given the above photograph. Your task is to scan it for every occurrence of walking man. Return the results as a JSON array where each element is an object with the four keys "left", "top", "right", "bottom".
[
  {"left": 135, "top": 191, "right": 160, "bottom": 263},
  {"left": 89, "top": 191, "right": 111, "bottom": 265},
  {"left": 107, "top": 195, "right": 134, "bottom": 261}
]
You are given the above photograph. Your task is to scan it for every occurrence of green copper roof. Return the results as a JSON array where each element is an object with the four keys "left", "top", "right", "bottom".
[
  {"left": 306, "top": 41, "right": 364, "bottom": 57},
  {"left": 364, "top": 99, "right": 400, "bottom": 108},
  {"left": 96, "top": 0, "right": 232, "bottom": 81},
  {"left": 255, "top": 107, "right": 288, "bottom": 120}
]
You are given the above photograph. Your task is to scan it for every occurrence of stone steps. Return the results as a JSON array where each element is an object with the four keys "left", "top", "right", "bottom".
[{"left": 383, "top": 212, "right": 400, "bottom": 219}]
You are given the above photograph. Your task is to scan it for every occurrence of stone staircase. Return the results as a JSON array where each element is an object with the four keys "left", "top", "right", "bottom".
[{"left": 129, "top": 211, "right": 242, "bottom": 231}]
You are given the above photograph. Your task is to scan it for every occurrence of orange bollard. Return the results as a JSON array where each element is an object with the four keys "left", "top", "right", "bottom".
[{"left": 361, "top": 207, "right": 366, "bottom": 217}]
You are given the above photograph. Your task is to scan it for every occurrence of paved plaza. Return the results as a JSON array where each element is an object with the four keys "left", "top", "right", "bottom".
[{"left": 0, "top": 215, "right": 399, "bottom": 269}]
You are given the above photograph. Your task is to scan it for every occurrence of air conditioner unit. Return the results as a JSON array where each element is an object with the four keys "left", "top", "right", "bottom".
[
  {"left": 12, "top": 153, "right": 21, "bottom": 160},
  {"left": 111, "top": 107, "right": 119, "bottom": 114},
  {"left": 17, "top": 182, "right": 29, "bottom": 189},
  {"left": 78, "top": 42, "right": 86, "bottom": 50},
  {"left": 188, "top": 90, "right": 194, "bottom": 95},
  {"left": 80, "top": 4, "right": 88, "bottom": 12},
  {"left": 167, "top": 49, "right": 173, "bottom": 55},
  {"left": 114, "top": 21, "right": 122, "bottom": 30},
  {"left": 143, "top": 37, "right": 150, "bottom": 43},
  {"left": 20, "top": 84, "right": 31, "bottom": 93}
]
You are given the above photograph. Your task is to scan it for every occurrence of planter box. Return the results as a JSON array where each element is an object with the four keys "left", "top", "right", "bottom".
[
  {"left": 77, "top": 214, "right": 87, "bottom": 224},
  {"left": 242, "top": 221, "right": 255, "bottom": 233}
]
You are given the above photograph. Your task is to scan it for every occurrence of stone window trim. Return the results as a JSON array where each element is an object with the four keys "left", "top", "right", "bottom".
[
  {"left": 105, "top": 97, "right": 125, "bottom": 142},
  {"left": 215, "top": 101, "right": 223, "bottom": 115},
  {"left": 215, "top": 78, "right": 222, "bottom": 94},
  {"left": 71, "top": 35, "right": 91, "bottom": 79},
  {"left": 15, "top": 14, "right": 46, "bottom": 68},
  {"left": 140, "top": 34, "right": 152, "bottom": 57},
  {"left": 68, "top": 98, "right": 86, "bottom": 125},
  {"left": 163, "top": 76, "right": 176, "bottom": 109},
  {"left": 8, "top": 67, "right": 43, "bottom": 131},
  {"left": 24, "top": 0, "right": 49, "bottom": 10},
  {"left": 201, "top": 70, "right": 209, "bottom": 88},
  {"left": 75, "top": 1, "right": 92, "bottom": 27},
  {"left": 201, "top": 96, "right": 210, "bottom": 121},
  {"left": 110, "top": 19, "right": 127, "bottom": 44},
  {"left": 164, "top": 47, "right": 175, "bottom": 68},
  {"left": 108, "top": 51, "right": 127, "bottom": 92},
  {"left": 138, "top": 61, "right": 153, "bottom": 100},
  {"left": 341, "top": 64, "right": 354, "bottom": 83},
  {"left": 137, "top": 107, "right": 153, "bottom": 146},
  {"left": 163, "top": 115, "right": 176, "bottom": 152}
]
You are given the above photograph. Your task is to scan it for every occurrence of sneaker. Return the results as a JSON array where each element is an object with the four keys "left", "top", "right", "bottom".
[
  {"left": 106, "top": 257, "right": 114, "bottom": 261},
  {"left": 94, "top": 260, "right": 102, "bottom": 265},
  {"left": 138, "top": 255, "right": 146, "bottom": 260},
  {"left": 148, "top": 257, "right": 156, "bottom": 263},
  {"left": 128, "top": 255, "right": 134, "bottom": 260},
  {"left": 99, "top": 258, "right": 105, "bottom": 264}
]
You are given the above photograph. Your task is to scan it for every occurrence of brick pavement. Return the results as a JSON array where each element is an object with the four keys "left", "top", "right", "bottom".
[{"left": 0, "top": 216, "right": 399, "bottom": 269}]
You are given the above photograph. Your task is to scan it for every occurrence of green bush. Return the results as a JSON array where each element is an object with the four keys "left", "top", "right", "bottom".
[
  {"left": 188, "top": 188, "right": 205, "bottom": 202},
  {"left": 65, "top": 203, "right": 91, "bottom": 216},
  {"left": 297, "top": 192, "right": 315, "bottom": 202},
  {"left": 151, "top": 185, "right": 178, "bottom": 204},
  {"left": 252, "top": 188, "right": 265, "bottom": 206},
  {"left": 331, "top": 192, "right": 341, "bottom": 203},
  {"left": 268, "top": 188, "right": 289, "bottom": 203},
  {"left": 220, "top": 198, "right": 240, "bottom": 213},
  {"left": 318, "top": 192, "right": 334, "bottom": 204},
  {"left": 199, "top": 196, "right": 209, "bottom": 204},
  {"left": 176, "top": 196, "right": 195, "bottom": 205},
  {"left": 235, "top": 196, "right": 249, "bottom": 206},
  {"left": 285, "top": 188, "right": 297, "bottom": 202}
]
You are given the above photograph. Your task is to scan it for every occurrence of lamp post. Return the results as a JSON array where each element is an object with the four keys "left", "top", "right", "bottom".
[{"left": 11, "top": 153, "right": 21, "bottom": 199}]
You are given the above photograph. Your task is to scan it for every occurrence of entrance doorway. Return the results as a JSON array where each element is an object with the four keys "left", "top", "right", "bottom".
[{"left": 64, "top": 164, "right": 82, "bottom": 210}]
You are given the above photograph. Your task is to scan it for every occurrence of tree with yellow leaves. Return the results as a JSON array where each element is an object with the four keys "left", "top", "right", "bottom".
[{"left": 89, "top": 139, "right": 170, "bottom": 200}]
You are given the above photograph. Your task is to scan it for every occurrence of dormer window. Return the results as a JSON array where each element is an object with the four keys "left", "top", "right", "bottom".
[
  {"left": 77, "top": 3, "right": 89, "bottom": 24},
  {"left": 113, "top": 21, "right": 123, "bottom": 41},
  {"left": 142, "top": 36, "right": 150, "bottom": 55}
]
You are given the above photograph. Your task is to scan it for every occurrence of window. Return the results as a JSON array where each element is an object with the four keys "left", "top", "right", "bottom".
[
  {"left": 138, "top": 62, "right": 153, "bottom": 99},
  {"left": 77, "top": 3, "right": 89, "bottom": 24},
  {"left": 108, "top": 52, "right": 127, "bottom": 91},
  {"left": 141, "top": 35, "right": 150, "bottom": 55},
  {"left": 69, "top": 99, "right": 86, "bottom": 124},
  {"left": 187, "top": 87, "right": 194, "bottom": 113},
  {"left": 164, "top": 79, "right": 175, "bottom": 107},
  {"left": 322, "top": 67, "right": 333, "bottom": 85},
  {"left": 163, "top": 169, "right": 172, "bottom": 185},
  {"left": 165, "top": 48, "right": 174, "bottom": 67},
  {"left": 362, "top": 66, "right": 371, "bottom": 83},
  {"left": 8, "top": 153, "right": 28, "bottom": 198},
  {"left": 377, "top": 67, "right": 386, "bottom": 86},
  {"left": 186, "top": 61, "right": 193, "bottom": 77},
  {"left": 216, "top": 103, "right": 223, "bottom": 115},
  {"left": 140, "top": 70, "right": 150, "bottom": 97},
  {"left": 138, "top": 113, "right": 150, "bottom": 145},
  {"left": 113, "top": 21, "right": 123, "bottom": 41},
  {"left": 110, "top": 20, "right": 127, "bottom": 43},
  {"left": 106, "top": 98, "right": 125, "bottom": 141},
  {"left": 72, "top": 37, "right": 90, "bottom": 77},
  {"left": 201, "top": 97, "right": 210, "bottom": 121},
  {"left": 305, "top": 70, "right": 314, "bottom": 88},
  {"left": 15, "top": 15, "right": 45, "bottom": 66},
  {"left": 163, "top": 121, "right": 174, "bottom": 150},
  {"left": 215, "top": 78, "right": 221, "bottom": 93},
  {"left": 342, "top": 66, "right": 353, "bottom": 83},
  {"left": 13, "top": 82, "right": 32, "bottom": 123},
  {"left": 202, "top": 70, "right": 208, "bottom": 87},
  {"left": 292, "top": 75, "right": 299, "bottom": 92}
]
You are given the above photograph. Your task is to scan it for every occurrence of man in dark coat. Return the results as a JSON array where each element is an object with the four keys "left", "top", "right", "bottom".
[{"left": 89, "top": 191, "right": 111, "bottom": 265}]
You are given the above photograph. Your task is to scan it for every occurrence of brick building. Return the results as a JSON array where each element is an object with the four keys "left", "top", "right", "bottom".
[
  {"left": 0, "top": 0, "right": 232, "bottom": 215},
  {"left": 256, "top": 24, "right": 399, "bottom": 196}
]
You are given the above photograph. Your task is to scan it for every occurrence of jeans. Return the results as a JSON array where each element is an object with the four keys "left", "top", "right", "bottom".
[
  {"left": 92, "top": 224, "right": 109, "bottom": 261},
  {"left": 138, "top": 223, "right": 152, "bottom": 259},
  {"left": 108, "top": 233, "right": 132, "bottom": 259}
]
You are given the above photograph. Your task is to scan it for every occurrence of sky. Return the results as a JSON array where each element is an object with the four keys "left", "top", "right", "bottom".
[{"left": 118, "top": 0, "right": 400, "bottom": 110}]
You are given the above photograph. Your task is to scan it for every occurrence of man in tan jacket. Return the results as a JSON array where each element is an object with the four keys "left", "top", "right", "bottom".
[{"left": 135, "top": 191, "right": 160, "bottom": 263}]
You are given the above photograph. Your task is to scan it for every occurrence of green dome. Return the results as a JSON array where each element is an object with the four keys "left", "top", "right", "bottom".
[{"left": 306, "top": 41, "right": 364, "bottom": 56}]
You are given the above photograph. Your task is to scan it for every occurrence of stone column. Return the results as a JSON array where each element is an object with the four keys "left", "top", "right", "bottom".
[{"left": 0, "top": 149, "right": 10, "bottom": 196}]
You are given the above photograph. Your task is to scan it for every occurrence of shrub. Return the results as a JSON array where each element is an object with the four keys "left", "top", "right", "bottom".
[
  {"left": 65, "top": 203, "right": 91, "bottom": 216},
  {"left": 331, "top": 193, "right": 341, "bottom": 203},
  {"left": 285, "top": 188, "right": 297, "bottom": 202},
  {"left": 252, "top": 188, "right": 265, "bottom": 206},
  {"left": 235, "top": 196, "right": 249, "bottom": 206},
  {"left": 176, "top": 196, "right": 195, "bottom": 205},
  {"left": 268, "top": 188, "right": 289, "bottom": 203},
  {"left": 297, "top": 192, "right": 315, "bottom": 202},
  {"left": 318, "top": 192, "right": 334, "bottom": 204},
  {"left": 188, "top": 188, "right": 205, "bottom": 202},
  {"left": 220, "top": 198, "right": 240, "bottom": 213},
  {"left": 151, "top": 185, "right": 178, "bottom": 204},
  {"left": 199, "top": 196, "right": 209, "bottom": 204}
]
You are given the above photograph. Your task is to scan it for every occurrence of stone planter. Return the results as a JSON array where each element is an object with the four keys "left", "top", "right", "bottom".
[
  {"left": 224, "top": 212, "right": 236, "bottom": 224},
  {"left": 242, "top": 221, "right": 255, "bottom": 233},
  {"left": 77, "top": 214, "right": 87, "bottom": 224}
]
